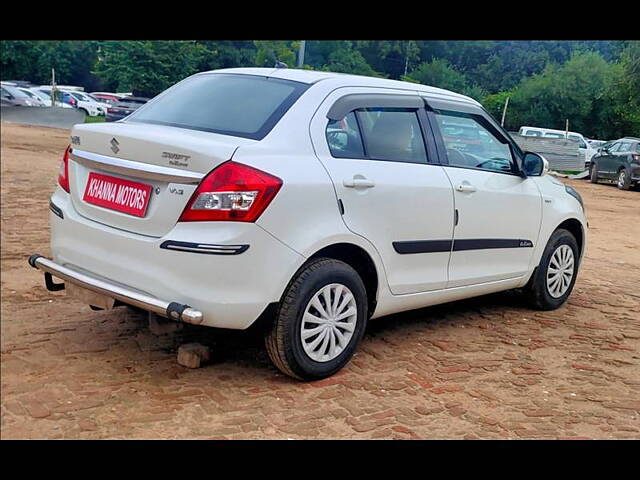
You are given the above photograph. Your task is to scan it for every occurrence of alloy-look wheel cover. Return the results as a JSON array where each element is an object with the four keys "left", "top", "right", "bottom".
[
  {"left": 546, "top": 244, "right": 575, "bottom": 298},
  {"left": 618, "top": 171, "right": 626, "bottom": 188},
  {"left": 300, "top": 283, "right": 357, "bottom": 362}
]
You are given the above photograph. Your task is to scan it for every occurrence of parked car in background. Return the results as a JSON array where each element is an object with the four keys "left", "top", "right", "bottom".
[
  {"left": 31, "top": 68, "right": 587, "bottom": 380},
  {"left": 18, "top": 87, "right": 46, "bottom": 107},
  {"left": 89, "top": 93, "right": 121, "bottom": 106},
  {"left": 34, "top": 88, "right": 81, "bottom": 109},
  {"left": 66, "top": 90, "right": 108, "bottom": 116},
  {"left": 106, "top": 96, "right": 149, "bottom": 122},
  {"left": 589, "top": 137, "right": 640, "bottom": 190},
  {"left": 519, "top": 126, "right": 597, "bottom": 168},
  {"left": 28, "top": 88, "right": 73, "bottom": 108},
  {"left": 587, "top": 139, "right": 606, "bottom": 149},
  {"left": 1, "top": 83, "right": 41, "bottom": 107}
]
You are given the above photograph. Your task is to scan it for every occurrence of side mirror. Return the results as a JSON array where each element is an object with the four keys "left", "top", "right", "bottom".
[{"left": 522, "top": 152, "right": 549, "bottom": 177}]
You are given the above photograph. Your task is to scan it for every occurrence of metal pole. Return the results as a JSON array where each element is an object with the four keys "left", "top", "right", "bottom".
[
  {"left": 501, "top": 96, "right": 510, "bottom": 127},
  {"left": 297, "top": 40, "right": 306, "bottom": 68},
  {"left": 565, "top": 119, "right": 569, "bottom": 138},
  {"left": 51, "top": 68, "right": 56, "bottom": 108}
]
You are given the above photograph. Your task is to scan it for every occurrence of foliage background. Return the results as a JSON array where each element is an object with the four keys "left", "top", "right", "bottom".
[{"left": 1, "top": 40, "right": 638, "bottom": 138}]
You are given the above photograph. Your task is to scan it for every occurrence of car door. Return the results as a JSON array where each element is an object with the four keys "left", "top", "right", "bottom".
[
  {"left": 598, "top": 141, "right": 620, "bottom": 179},
  {"left": 310, "top": 88, "right": 455, "bottom": 295},
  {"left": 423, "top": 98, "right": 543, "bottom": 288},
  {"left": 613, "top": 141, "right": 632, "bottom": 174}
]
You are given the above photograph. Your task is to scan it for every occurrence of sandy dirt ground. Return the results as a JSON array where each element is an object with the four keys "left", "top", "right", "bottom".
[{"left": 1, "top": 123, "right": 639, "bottom": 439}]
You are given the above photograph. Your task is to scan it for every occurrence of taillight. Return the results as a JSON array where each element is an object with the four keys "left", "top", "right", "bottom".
[
  {"left": 179, "top": 161, "right": 282, "bottom": 222},
  {"left": 58, "top": 145, "right": 71, "bottom": 193}
]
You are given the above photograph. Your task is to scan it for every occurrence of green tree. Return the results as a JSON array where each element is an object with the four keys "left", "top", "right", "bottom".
[
  {"left": 321, "top": 46, "right": 380, "bottom": 77},
  {"left": 501, "top": 52, "right": 627, "bottom": 138},
  {"left": 93, "top": 41, "right": 205, "bottom": 96},
  {"left": 0, "top": 40, "right": 44, "bottom": 81},
  {"left": 254, "top": 41, "right": 297, "bottom": 67},
  {"left": 404, "top": 59, "right": 468, "bottom": 91}
]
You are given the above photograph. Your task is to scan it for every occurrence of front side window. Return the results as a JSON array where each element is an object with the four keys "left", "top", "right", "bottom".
[
  {"left": 435, "top": 111, "right": 515, "bottom": 174},
  {"left": 617, "top": 142, "right": 631, "bottom": 153},
  {"left": 128, "top": 73, "right": 309, "bottom": 140},
  {"left": 608, "top": 142, "right": 621, "bottom": 153},
  {"left": 357, "top": 108, "right": 427, "bottom": 163},
  {"left": 568, "top": 135, "right": 587, "bottom": 148}
]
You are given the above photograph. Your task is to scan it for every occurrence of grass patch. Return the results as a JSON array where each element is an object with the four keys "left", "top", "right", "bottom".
[{"left": 84, "top": 115, "right": 106, "bottom": 123}]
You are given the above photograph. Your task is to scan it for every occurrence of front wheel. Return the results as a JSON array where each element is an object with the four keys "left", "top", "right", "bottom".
[
  {"left": 617, "top": 169, "right": 631, "bottom": 190},
  {"left": 265, "top": 258, "right": 368, "bottom": 381},
  {"left": 523, "top": 229, "right": 579, "bottom": 310}
]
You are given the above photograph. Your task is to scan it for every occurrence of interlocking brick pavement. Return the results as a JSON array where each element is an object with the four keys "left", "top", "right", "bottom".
[{"left": 1, "top": 123, "right": 639, "bottom": 439}]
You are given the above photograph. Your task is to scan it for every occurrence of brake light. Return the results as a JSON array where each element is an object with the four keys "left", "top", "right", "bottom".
[
  {"left": 58, "top": 145, "right": 71, "bottom": 193},
  {"left": 179, "top": 161, "right": 282, "bottom": 222}
]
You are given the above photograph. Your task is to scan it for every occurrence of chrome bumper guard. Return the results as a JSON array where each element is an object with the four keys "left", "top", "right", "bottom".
[{"left": 28, "top": 254, "right": 204, "bottom": 324}]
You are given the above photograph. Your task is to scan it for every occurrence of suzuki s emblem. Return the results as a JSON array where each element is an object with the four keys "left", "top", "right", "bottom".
[{"left": 110, "top": 137, "right": 120, "bottom": 154}]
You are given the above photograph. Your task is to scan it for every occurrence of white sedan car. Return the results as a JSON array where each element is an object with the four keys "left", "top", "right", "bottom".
[
  {"left": 67, "top": 91, "right": 109, "bottom": 116},
  {"left": 31, "top": 68, "right": 587, "bottom": 380}
]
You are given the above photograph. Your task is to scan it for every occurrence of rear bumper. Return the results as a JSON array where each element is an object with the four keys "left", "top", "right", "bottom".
[
  {"left": 28, "top": 254, "right": 204, "bottom": 324},
  {"left": 47, "top": 188, "right": 305, "bottom": 329}
]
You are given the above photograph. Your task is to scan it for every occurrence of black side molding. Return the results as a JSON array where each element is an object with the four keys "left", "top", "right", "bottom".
[
  {"left": 160, "top": 241, "right": 249, "bottom": 255},
  {"left": 393, "top": 240, "right": 452, "bottom": 254},
  {"left": 393, "top": 238, "right": 534, "bottom": 254},
  {"left": 453, "top": 239, "right": 533, "bottom": 251}
]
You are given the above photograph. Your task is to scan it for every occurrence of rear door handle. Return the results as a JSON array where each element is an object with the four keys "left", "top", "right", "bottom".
[
  {"left": 455, "top": 183, "right": 476, "bottom": 193},
  {"left": 343, "top": 177, "right": 375, "bottom": 189}
]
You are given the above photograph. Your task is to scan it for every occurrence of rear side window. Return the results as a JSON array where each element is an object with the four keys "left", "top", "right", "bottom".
[
  {"left": 358, "top": 109, "right": 427, "bottom": 163},
  {"left": 326, "top": 107, "right": 428, "bottom": 164},
  {"left": 128, "top": 74, "right": 309, "bottom": 140}
]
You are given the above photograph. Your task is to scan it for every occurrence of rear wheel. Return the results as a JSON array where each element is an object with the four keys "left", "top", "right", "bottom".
[
  {"left": 617, "top": 168, "right": 631, "bottom": 190},
  {"left": 265, "top": 258, "right": 367, "bottom": 381},
  {"left": 523, "top": 229, "right": 579, "bottom": 310}
]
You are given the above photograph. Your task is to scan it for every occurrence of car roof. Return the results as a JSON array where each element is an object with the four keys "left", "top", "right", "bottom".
[
  {"left": 520, "top": 126, "right": 585, "bottom": 137},
  {"left": 620, "top": 137, "right": 640, "bottom": 142},
  {"left": 118, "top": 96, "right": 149, "bottom": 102},
  {"left": 197, "top": 67, "right": 481, "bottom": 107}
]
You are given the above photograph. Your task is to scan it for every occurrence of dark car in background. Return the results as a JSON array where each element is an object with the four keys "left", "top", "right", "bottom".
[
  {"left": 106, "top": 96, "right": 149, "bottom": 122},
  {"left": 590, "top": 137, "right": 640, "bottom": 190}
]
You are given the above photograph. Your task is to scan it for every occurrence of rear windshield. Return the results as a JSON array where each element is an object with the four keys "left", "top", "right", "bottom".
[{"left": 126, "top": 73, "right": 309, "bottom": 140}]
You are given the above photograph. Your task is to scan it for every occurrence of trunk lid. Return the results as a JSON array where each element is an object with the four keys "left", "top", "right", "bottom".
[{"left": 68, "top": 122, "right": 255, "bottom": 237}]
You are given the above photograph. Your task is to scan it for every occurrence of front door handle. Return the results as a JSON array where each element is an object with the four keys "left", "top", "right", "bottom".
[
  {"left": 343, "top": 177, "right": 375, "bottom": 189},
  {"left": 455, "top": 183, "right": 476, "bottom": 193}
]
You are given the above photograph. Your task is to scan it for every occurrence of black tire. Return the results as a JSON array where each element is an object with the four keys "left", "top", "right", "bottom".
[
  {"left": 523, "top": 229, "right": 580, "bottom": 310},
  {"left": 617, "top": 168, "right": 631, "bottom": 190},
  {"left": 589, "top": 163, "right": 598, "bottom": 183},
  {"left": 265, "top": 257, "right": 368, "bottom": 381}
]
